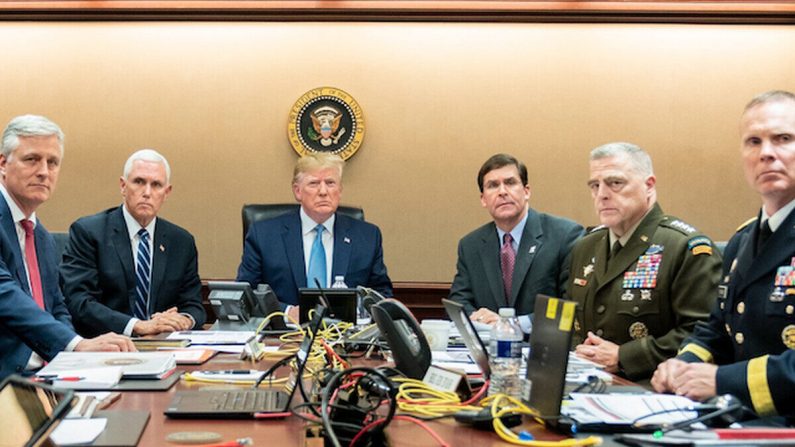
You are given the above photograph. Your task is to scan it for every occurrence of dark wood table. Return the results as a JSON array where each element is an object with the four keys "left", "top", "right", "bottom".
[{"left": 107, "top": 352, "right": 575, "bottom": 446}]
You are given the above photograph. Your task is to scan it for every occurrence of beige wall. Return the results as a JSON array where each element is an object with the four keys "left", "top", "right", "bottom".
[{"left": 0, "top": 22, "right": 791, "bottom": 281}]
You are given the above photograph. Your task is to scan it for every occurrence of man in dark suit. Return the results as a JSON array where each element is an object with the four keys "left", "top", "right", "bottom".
[
  {"left": 0, "top": 115, "right": 134, "bottom": 380},
  {"left": 569, "top": 142, "right": 721, "bottom": 381},
  {"left": 449, "top": 153, "right": 584, "bottom": 332},
  {"left": 61, "top": 149, "right": 205, "bottom": 338},
  {"left": 237, "top": 152, "right": 392, "bottom": 321},
  {"left": 653, "top": 90, "right": 795, "bottom": 419}
]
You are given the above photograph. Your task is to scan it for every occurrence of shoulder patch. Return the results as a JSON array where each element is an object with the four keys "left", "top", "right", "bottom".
[
  {"left": 662, "top": 218, "right": 697, "bottom": 235},
  {"left": 736, "top": 217, "right": 757, "bottom": 233},
  {"left": 587, "top": 224, "right": 606, "bottom": 234},
  {"left": 688, "top": 236, "right": 713, "bottom": 256}
]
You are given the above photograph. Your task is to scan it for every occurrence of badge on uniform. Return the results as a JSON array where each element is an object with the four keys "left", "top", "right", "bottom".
[
  {"left": 717, "top": 285, "right": 728, "bottom": 299},
  {"left": 573, "top": 278, "right": 588, "bottom": 287},
  {"left": 621, "top": 290, "right": 635, "bottom": 301},
  {"left": 622, "top": 247, "right": 662, "bottom": 289},
  {"left": 583, "top": 263, "right": 594, "bottom": 277},
  {"left": 775, "top": 263, "right": 795, "bottom": 288},
  {"left": 640, "top": 290, "right": 652, "bottom": 301},
  {"left": 687, "top": 236, "right": 713, "bottom": 256},
  {"left": 629, "top": 322, "right": 648, "bottom": 340},
  {"left": 782, "top": 325, "right": 795, "bottom": 350}
]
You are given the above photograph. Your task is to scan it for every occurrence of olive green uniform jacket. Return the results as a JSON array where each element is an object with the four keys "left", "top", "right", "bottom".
[{"left": 567, "top": 203, "right": 722, "bottom": 380}]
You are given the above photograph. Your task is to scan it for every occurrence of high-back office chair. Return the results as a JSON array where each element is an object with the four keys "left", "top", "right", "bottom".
[{"left": 241, "top": 203, "right": 365, "bottom": 245}]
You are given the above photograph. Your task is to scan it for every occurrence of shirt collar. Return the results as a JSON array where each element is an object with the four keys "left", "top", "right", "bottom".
[
  {"left": 609, "top": 206, "right": 653, "bottom": 248},
  {"left": 122, "top": 204, "right": 156, "bottom": 241},
  {"left": 761, "top": 198, "right": 795, "bottom": 233},
  {"left": 496, "top": 210, "right": 529, "bottom": 247},
  {"left": 300, "top": 207, "right": 335, "bottom": 237},
  {"left": 0, "top": 183, "right": 36, "bottom": 228}
]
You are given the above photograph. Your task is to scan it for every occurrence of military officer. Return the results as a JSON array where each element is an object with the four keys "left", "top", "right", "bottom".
[
  {"left": 652, "top": 90, "right": 795, "bottom": 420},
  {"left": 568, "top": 142, "right": 722, "bottom": 381}
]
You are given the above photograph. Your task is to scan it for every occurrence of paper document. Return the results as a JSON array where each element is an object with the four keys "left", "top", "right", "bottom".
[
  {"left": 565, "top": 393, "right": 699, "bottom": 426},
  {"left": 39, "top": 352, "right": 176, "bottom": 379},
  {"left": 168, "top": 330, "right": 254, "bottom": 345},
  {"left": 50, "top": 418, "right": 107, "bottom": 445},
  {"left": 40, "top": 367, "right": 122, "bottom": 390}
]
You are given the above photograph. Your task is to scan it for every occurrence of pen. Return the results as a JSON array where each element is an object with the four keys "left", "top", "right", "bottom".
[
  {"left": 54, "top": 376, "right": 84, "bottom": 381},
  {"left": 204, "top": 370, "right": 255, "bottom": 375}
]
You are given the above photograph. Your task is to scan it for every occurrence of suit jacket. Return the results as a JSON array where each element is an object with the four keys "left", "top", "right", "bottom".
[
  {"left": 0, "top": 195, "right": 76, "bottom": 380},
  {"left": 679, "top": 209, "right": 795, "bottom": 419},
  {"left": 236, "top": 209, "right": 393, "bottom": 307},
  {"left": 61, "top": 206, "right": 205, "bottom": 338},
  {"left": 568, "top": 203, "right": 721, "bottom": 380},
  {"left": 449, "top": 208, "right": 584, "bottom": 317}
]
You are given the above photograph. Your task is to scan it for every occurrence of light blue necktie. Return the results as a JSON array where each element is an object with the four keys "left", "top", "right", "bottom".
[
  {"left": 134, "top": 228, "right": 151, "bottom": 320},
  {"left": 307, "top": 224, "right": 327, "bottom": 288}
]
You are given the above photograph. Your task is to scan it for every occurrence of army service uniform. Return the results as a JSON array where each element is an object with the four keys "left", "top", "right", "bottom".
[
  {"left": 568, "top": 203, "right": 722, "bottom": 380},
  {"left": 679, "top": 209, "right": 795, "bottom": 419}
]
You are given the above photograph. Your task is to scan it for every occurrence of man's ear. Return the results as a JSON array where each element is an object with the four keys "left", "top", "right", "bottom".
[
  {"left": 645, "top": 175, "right": 657, "bottom": 195},
  {"left": 0, "top": 154, "right": 7, "bottom": 178}
]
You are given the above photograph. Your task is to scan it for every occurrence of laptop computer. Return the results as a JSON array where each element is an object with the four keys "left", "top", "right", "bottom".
[
  {"left": 164, "top": 302, "right": 327, "bottom": 419},
  {"left": 298, "top": 288, "right": 357, "bottom": 324},
  {"left": 442, "top": 298, "right": 491, "bottom": 380},
  {"left": 0, "top": 375, "right": 75, "bottom": 447}
]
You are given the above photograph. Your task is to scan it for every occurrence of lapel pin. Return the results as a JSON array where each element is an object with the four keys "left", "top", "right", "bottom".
[
  {"left": 159, "top": 244, "right": 165, "bottom": 252},
  {"left": 344, "top": 237, "right": 351, "bottom": 244},
  {"left": 640, "top": 235, "right": 649, "bottom": 242},
  {"left": 528, "top": 245, "right": 537, "bottom": 254}
]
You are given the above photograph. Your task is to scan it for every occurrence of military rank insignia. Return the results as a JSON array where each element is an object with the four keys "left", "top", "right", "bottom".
[
  {"left": 629, "top": 322, "right": 649, "bottom": 340},
  {"left": 688, "top": 236, "right": 713, "bottom": 256},
  {"left": 287, "top": 87, "right": 365, "bottom": 160},
  {"left": 782, "top": 325, "right": 795, "bottom": 350},
  {"left": 622, "top": 246, "right": 663, "bottom": 289}
]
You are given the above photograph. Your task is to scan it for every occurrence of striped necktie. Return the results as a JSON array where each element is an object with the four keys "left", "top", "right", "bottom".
[{"left": 134, "top": 228, "right": 151, "bottom": 320}]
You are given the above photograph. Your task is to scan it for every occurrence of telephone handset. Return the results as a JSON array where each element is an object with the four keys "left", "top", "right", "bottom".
[{"left": 370, "top": 298, "right": 431, "bottom": 379}]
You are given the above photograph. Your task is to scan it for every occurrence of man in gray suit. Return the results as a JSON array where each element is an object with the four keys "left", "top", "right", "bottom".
[{"left": 449, "top": 153, "right": 584, "bottom": 332}]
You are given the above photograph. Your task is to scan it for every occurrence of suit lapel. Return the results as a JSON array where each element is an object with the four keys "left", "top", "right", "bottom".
[
  {"left": 735, "top": 210, "right": 795, "bottom": 294},
  {"left": 479, "top": 224, "right": 506, "bottom": 309},
  {"left": 594, "top": 205, "right": 660, "bottom": 295},
  {"left": 0, "top": 198, "right": 28, "bottom": 292},
  {"left": 283, "top": 211, "right": 307, "bottom": 289},
  {"left": 510, "top": 210, "right": 543, "bottom": 306},
  {"left": 332, "top": 215, "right": 352, "bottom": 281},
  {"left": 150, "top": 220, "right": 168, "bottom": 312},
  {"left": 110, "top": 208, "right": 136, "bottom": 311}
]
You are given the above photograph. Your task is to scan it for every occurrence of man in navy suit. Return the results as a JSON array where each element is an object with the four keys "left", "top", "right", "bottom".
[
  {"left": 62, "top": 149, "right": 205, "bottom": 338},
  {"left": 449, "top": 153, "right": 584, "bottom": 332},
  {"left": 653, "top": 90, "right": 795, "bottom": 419},
  {"left": 0, "top": 115, "right": 134, "bottom": 380},
  {"left": 237, "top": 152, "right": 392, "bottom": 321}
]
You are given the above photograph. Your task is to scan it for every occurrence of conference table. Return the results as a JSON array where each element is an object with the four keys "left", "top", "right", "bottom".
[{"left": 106, "top": 350, "right": 585, "bottom": 447}]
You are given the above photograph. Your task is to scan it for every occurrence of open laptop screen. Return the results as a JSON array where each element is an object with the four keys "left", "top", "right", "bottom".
[
  {"left": 0, "top": 375, "right": 75, "bottom": 447},
  {"left": 441, "top": 298, "right": 491, "bottom": 379},
  {"left": 298, "top": 288, "right": 357, "bottom": 324}
]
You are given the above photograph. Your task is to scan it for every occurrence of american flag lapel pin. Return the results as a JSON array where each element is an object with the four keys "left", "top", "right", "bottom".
[
  {"left": 159, "top": 244, "right": 165, "bottom": 252},
  {"left": 344, "top": 237, "right": 351, "bottom": 244}
]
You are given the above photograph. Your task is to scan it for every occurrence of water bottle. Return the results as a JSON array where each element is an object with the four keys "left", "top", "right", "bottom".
[
  {"left": 488, "top": 308, "right": 523, "bottom": 398},
  {"left": 331, "top": 276, "right": 347, "bottom": 289}
]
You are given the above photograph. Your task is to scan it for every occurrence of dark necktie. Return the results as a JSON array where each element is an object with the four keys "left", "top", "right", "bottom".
[
  {"left": 500, "top": 233, "right": 516, "bottom": 305},
  {"left": 134, "top": 228, "right": 151, "bottom": 320},
  {"left": 20, "top": 220, "right": 44, "bottom": 309},
  {"left": 757, "top": 220, "right": 773, "bottom": 255},
  {"left": 307, "top": 225, "right": 327, "bottom": 288},
  {"left": 609, "top": 240, "right": 623, "bottom": 261}
]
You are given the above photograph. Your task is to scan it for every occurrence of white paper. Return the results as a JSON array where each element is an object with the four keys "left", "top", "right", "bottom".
[
  {"left": 39, "top": 352, "right": 175, "bottom": 379},
  {"left": 167, "top": 330, "right": 254, "bottom": 344},
  {"left": 189, "top": 344, "right": 246, "bottom": 353},
  {"left": 50, "top": 418, "right": 107, "bottom": 445},
  {"left": 565, "top": 393, "right": 699, "bottom": 425},
  {"left": 40, "top": 367, "right": 122, "bottom": 390}
]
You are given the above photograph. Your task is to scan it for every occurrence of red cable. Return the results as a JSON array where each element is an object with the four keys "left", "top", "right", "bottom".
[
  {"left": 349, "top": 415, "right": 450, "bottom": 447},
  {"left": 462, "top": 379, "right": 489, "bottom": 405}
]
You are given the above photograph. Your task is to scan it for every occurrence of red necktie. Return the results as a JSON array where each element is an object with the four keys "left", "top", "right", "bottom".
[
  {"left": 21, "top": 219, "right": 45, "bottom": 309},
  {"left": 500, "top": 233, "right": 516, "bottom": 305}
]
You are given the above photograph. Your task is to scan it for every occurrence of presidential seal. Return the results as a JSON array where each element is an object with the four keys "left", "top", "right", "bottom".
[{"left": 287, "top": 87, "right": 364, "bottom": 160}]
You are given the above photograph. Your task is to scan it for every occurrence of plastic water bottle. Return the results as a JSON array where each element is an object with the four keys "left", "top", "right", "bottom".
[
  {"left": 488, "top": 308, "right": 523, "bottom": 398},
  {"left": 331, "top": 276, "right": 347, "bottom": 289}
]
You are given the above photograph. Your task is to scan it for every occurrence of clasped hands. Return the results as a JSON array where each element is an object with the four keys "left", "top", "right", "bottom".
[
  {"left": 574, "top": 331, "right": 620, "bottom": 373},
  {"left": 651, "top": 358, "right": 718, "bottom": 401},
  {"left": 133, "top": 307, "right": 193, "bottom": 335}
]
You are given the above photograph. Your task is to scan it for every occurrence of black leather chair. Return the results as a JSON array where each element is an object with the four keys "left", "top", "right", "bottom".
[{"left": 242, "top": 203, "right": 365, "bottom": 245}]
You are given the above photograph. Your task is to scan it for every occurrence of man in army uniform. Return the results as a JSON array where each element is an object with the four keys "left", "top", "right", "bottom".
[
  {"left": 653, "top": 90, "right": 795, "bottom": 420},
  {"left": 568, "top": 142, "right": 722, "bottom": 380}
]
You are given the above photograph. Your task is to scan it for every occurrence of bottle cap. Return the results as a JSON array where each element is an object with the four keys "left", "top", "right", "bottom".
[
  {"left": 498, "top": 308, "right": 515, "bottom": 317},
  {"left": 334, "top": 275, "right": 345, "bottom": 281}
]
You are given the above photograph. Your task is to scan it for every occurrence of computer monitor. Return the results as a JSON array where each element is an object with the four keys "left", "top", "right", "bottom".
[
  {"left": 0, "top": 375, "right": 75, "bottom": 447},
  {"left": 298, "top": 288, "right": 357, "bottom": 324},
  {"left": 442, "top": 298, "right": 490, "bottom": 379},
  {"left": 207, "top": 281, "right": 256, "bottom": 324}
]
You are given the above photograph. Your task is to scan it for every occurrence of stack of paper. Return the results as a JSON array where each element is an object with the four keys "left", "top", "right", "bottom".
[
  {"left": 39, "top": 352, "right": 177, "bottom": 380},
  {"left": 38, "top": 367, "right": 123, "bottom": 390}
]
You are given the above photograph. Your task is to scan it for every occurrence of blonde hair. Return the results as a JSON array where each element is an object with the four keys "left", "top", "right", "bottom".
[{"left": 292, "top": 152, "right": 344, "bottom": 184}]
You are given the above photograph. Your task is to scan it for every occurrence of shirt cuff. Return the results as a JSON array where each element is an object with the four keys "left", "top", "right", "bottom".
[
  {"left": 518, "top": 314, "right": 533, "bottom": 334},
  {"left": 180, "top": 313, "right": 196, "bottom": 329},
  {"left": 65, "top": 335, "right": 83, "bottom": 352},
  {"left": 124, "top": 318, "right": 139, "bottom": 337}
]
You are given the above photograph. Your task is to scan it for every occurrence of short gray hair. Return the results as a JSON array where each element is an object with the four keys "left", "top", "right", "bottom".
[
  {"left": 1, "top": 114, "right": 64, "bottom": 158},
  {"left": 744, "top": 90, "right": 795, "bottom": 113},
  {"left": 123, "top": 149, "right": 171, "bottom": 183},
  {"left": 590, "top": 142, "right": 654, "bottom": 177}
]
